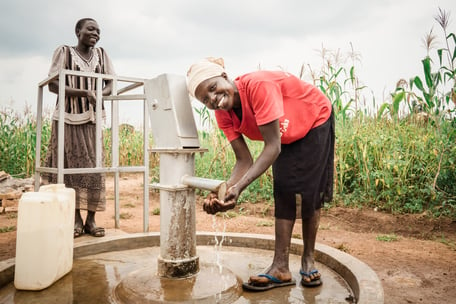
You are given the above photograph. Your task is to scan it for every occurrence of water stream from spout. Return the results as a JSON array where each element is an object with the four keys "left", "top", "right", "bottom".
[
  {"left": 211, "top": 213, "right": 229, "bottom": 302},
  {"left": 213, "top": 215, "right": 228, "bottom": 265}
]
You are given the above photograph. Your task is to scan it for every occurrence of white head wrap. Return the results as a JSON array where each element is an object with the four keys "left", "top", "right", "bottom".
[{"left": 186, "top": 57, "right": 225, "bottom": 98}]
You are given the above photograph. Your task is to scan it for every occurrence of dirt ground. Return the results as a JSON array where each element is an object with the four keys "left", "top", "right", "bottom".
[{"left": 1, "top": 174, "right": 455, "bottom": 303}]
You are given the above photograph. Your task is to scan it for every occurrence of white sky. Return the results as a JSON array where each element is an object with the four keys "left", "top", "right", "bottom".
[{"left": 0, "top": 0, "right": 454, "bottom": 126}]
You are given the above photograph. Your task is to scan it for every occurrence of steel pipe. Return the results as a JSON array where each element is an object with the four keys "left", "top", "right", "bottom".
[{"left": 181, "top": 175, "right": 227, "bottom": 200}]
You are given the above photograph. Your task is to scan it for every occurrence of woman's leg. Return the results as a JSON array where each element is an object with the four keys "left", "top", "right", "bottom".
[
  {"left": 248, "top": 218, "right": 294, "bottom": 283},
  {"left": 74, "top": 209, "right": 84, "bottom": 238},
  {"left": 300, "top": 209, "right": 321, "bottom": 285},
  {"left": 84, "top": 210, "right": 105, "bottom": 237},
  {"left": 270, "top": 218, "right": 295, "bottom": 278}
]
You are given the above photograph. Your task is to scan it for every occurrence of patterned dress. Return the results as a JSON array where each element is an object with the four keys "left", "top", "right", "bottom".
[{"left": 43, "top": 45, "right": 115, "bottom": 212}]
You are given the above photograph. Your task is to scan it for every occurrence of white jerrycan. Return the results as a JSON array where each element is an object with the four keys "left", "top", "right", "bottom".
[{"left": 14, "top": 184, "right": 75, "bottom": 290}]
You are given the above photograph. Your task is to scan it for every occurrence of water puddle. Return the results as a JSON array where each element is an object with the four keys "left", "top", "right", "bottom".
[{"left": 0, "top": 245, "right": 354, "bottom": 303}]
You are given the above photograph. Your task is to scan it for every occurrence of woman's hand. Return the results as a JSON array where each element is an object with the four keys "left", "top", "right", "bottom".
[
  {"left": 223, "top": 184, "right": 240, "bottom": 208},
  {"left": 86, "top": 90, "right": 97, "bottom": 106},
  {"left": 202, "top": 189, "right": 237, "bottom": 215}
]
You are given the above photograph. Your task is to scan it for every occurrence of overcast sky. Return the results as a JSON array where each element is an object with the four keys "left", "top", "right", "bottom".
[{"left": 0, "top": 0, "right": 454, "bottom": 125}]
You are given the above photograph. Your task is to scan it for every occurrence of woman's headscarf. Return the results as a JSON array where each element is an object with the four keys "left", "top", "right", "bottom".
[{"left": 186, "top": 57, "right": 225, "bottom": 98}]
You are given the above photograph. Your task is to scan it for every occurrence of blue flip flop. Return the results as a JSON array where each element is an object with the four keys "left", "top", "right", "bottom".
[
  {"left": 242, "top": 273, "right": 296, "bottom": 291},
  {"left": 300, "top": 269, "right": 322, "bottom": 287}
]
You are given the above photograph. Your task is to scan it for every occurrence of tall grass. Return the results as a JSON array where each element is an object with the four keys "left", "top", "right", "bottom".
[
  {"left": 379, "top": 8, "right": 455, "bottom": 120},
  {"left": 1, "top": 105, "right": 454, "bottom": 218},
  {"left": 193, "top": 105, "right": 455, "bottom": 218},
  {"left": 103, "top": 124, "right": 156, "bottom": 169},
  {"left": 0, "top": 106, "right": 51, "bottom": 177},
  {"left": 0, "top": 109, "right": 157, "bottom": 178},
  {"left": 335, "top": 117, "right": 455, "bottom": 217}
]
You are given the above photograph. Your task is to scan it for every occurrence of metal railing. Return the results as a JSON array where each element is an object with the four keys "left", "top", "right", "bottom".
[{"left": 34, "top": 69, "right": 151, "bottom": 232}]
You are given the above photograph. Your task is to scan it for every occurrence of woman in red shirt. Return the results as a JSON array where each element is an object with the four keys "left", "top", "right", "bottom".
[{"left": 187, "top": 57, "right": 334, "bottom": 290}]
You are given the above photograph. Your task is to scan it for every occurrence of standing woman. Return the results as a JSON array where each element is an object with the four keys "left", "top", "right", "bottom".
[
  {"left": 43, "top": 18, "right": 115, "bottom": 238},
  {"left": 187, "top": 58, "right": 334, "bottom": 290}
]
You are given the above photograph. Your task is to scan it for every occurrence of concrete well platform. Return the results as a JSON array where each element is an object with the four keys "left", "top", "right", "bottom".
[{"left": 0, "top": 231, "right": 383, "bottom": 303}]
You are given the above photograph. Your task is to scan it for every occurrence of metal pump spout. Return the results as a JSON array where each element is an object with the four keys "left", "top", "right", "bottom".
[{"left": 181, "top": 175, "right": 227, "bottom": 200}]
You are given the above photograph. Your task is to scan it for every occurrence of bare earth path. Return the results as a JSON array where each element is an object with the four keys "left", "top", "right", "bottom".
[{"left": 1, "top": 174, "right": 455, "bottom": 303}]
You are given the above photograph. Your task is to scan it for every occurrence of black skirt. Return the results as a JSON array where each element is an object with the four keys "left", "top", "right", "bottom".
[{"left": 272, "top": 111, "right": 335, "bottom": 220}]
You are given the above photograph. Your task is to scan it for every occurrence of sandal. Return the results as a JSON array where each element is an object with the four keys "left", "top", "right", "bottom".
[
  {"left": 74, "top": 227, "right": 84, "bottom": 238},
  {"left": 84, "top": 225, "right": 105, "bottom": 237},
  {"left": 242, "top": 274, "right": 296, "bottom": 291},
  {"left": 300, "top": 269, "right": 322, "bottom": 287}
]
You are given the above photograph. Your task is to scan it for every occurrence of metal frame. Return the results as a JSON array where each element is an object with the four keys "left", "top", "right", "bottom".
[{"left": 34, "top": 69, "right": 150, "bottom": 232}]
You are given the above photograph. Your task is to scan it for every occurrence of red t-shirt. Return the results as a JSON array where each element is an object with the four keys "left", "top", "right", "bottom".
[{"left": 215, "top": 71, "right": 332, "bottom": 144}]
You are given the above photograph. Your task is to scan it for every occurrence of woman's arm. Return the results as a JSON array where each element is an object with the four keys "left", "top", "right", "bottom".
[
  {"left": 228, "top": 119, "right": 281, "bottom": 197},
  {"left": 49, "top": 80, "right": 96, "bottom": 105},
  {"left": 226, "top": 136, "right": 253, "bottom": 188},
  {"left": 203, "top": 119, "right": 281, "bottom": 214},
  {"left": 102, "top": 80, "right": 113, "bottom": 96},
  {"left": 202, "top": 136, "right": 252, "bottom": 214},
  {"left": 48, "top": 79, "right": 112, "bottom": 105}
]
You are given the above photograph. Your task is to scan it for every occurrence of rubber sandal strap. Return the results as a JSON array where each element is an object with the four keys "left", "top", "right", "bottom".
[
  {"left": 299, "top": 269, "right": 319, "bottom": 276},
  {"left": 257, "top": 273, "right": 283, "bottom": 283}
]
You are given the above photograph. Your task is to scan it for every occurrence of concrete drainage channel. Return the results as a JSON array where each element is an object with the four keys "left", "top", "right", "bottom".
[{"left": 0, "top": 232, "right": 384, "bottom": 303}]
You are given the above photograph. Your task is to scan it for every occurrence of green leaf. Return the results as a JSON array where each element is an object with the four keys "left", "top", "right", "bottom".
[
  {"left": 422, "top": 57, "right": 432, "bottom": 88},
  {"left": 377, "top": 103, "right": 390, "bottom": 119},
  {"left": 413, "top": 76, "right": 425, "bottom": 91},
  {"left": 448, "top": 32, "right": 456, "bottom": 45},
  {"left": 451, "top": 34, "right": 456, "bottom": 61},
  {"left": 444, "top": 70, "right": 454, "bottom": 82},
  {"left": 437, "top": 49, "right": 443, "bottom": 66},
  {"left": 392, "top": 91, "right": 405, "bottom": 114}
]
